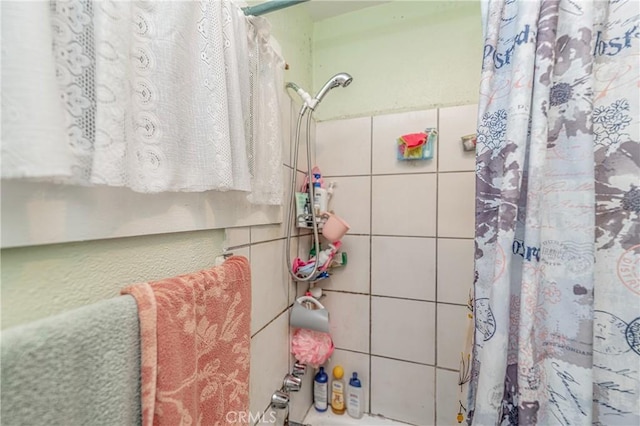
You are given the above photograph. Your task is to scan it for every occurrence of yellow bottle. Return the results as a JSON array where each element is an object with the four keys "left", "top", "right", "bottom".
[{"left": 331, "top": 365, "right": 346, "bottom": 415}]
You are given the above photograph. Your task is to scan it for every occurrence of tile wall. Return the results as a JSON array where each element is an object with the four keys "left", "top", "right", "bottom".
[
  {"left": 224, "top": 98, "right": 317, "bottom": 423},
  {"left": 309, "top": 104, "right": 479, "bottom": 425}
]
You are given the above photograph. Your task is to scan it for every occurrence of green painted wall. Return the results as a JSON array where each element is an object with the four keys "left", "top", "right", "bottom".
[
  {"left": 1, "top": 231, "right": 225, "bottom": 328},
  {"left": 312, "top": 1, "right": 483, "bottom": 121}
]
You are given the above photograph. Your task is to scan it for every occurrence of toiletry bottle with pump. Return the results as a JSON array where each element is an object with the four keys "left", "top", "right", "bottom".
[
  {"left": 314, "top": 367, "right": 328, "bottom": 412},
  {"left": 331, "top": 366, "right": 346, "bottom": 415},
  {"left": 313, "top": 182, "right": 328, "bottom": 215},
  {"left": 347, "top": 372, "right": 364, "bottom": 418}
]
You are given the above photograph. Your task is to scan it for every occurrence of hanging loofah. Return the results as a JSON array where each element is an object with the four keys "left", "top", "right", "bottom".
[{"left": 291, "top": 328, "right": 334, "bottom": 368}]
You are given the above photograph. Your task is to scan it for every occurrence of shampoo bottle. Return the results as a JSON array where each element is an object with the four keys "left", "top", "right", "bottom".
[
  {"left": 313, "top": 182, "right": 328, "bottom": 214},
  {"left": 331, "top": 366, "right": 346, "bottom": 415},
  {"left": 314, "top": 367, "right": 328, "bottom": 412},
  {"left": 347, "top": 372, "right": 364, "bottom": 419}
]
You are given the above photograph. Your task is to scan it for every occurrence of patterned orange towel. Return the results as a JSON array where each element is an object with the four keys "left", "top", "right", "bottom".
[{"left": 122, "top": 256, "right": 251, "bottom": 426}]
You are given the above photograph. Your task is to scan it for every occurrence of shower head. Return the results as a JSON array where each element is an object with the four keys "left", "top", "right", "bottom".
[{"left": 313, "top": 73, "right": 353, "bottom": 106}]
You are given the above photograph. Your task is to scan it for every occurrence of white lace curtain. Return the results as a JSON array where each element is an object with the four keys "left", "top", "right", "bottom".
[{"left": 1, "top": 0, "right": 284, "bottom": 205}]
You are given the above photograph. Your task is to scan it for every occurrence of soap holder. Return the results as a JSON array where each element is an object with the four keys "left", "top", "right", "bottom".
[{"left": 397, "top": 127, "right": 437, "bottom": 161}]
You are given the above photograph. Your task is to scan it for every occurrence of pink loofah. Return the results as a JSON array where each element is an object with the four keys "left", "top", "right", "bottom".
[{"left": 291, "top": 328, "right": 335, "bottom": 368}]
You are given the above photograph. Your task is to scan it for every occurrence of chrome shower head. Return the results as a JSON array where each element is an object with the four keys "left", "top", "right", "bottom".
[{"left": 313, "top": 72, "right": 353, "bottom": 105}]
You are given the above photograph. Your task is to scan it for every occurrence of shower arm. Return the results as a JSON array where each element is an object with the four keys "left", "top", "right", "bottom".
[{"left": 285, "top": 83, "right": 314, "bottom": 114}]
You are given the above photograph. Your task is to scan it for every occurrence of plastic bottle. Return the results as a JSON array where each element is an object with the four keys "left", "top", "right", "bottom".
[
  {"left": 347, "top": 372, "right": 364, "bottom": 419},
  {"left": 331, "top": 365, "right": 346, "bottom": 415},
  {"left": 313, "top": 182, "right": 328, "bottom": 214},
  {"left": 313, "top": 367, "right": 328, "bottom": 412}
]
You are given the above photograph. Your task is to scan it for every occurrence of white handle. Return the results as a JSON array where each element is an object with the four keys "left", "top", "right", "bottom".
[{"left": 296, "top": 295, "right": 325, "bottom": 310}]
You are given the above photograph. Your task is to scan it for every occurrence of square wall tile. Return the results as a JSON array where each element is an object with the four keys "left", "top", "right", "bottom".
[
  {"left": 316, "top": 117, "right": 371, "bottom": 176},
  {"left": 372, "top": 174, "right": 436, "bottom": 236},
  {"left": 254, "top": 168, "right": 305, "bottom": 243},
  {"left": 224, "top": 226, "right": 250, "bottom": 247},
  {"left": 437, "top": 172, "right": 475, "bottom": 238},
  {"left": 371, "top": 357, "right": 435, "bottom": 425},
  {"left": 288, "top": 354, "right": 314, "bottom": 422},
  {"left": 324, "top": 235, "right": 370, "bottom": 294},
  {"left": 251, "top": 223, "right": 284, "bottom": 244},
  {"left": 437, "top": 238, "right": 474, "bottom": 305},
  {"left": 438, "top": 104, "right": 478, "bottom": 172},
  {"left": 293, "top": 113, "right": 316, "bottom": 173},
  {"left": 251, "top": 240, "right": 288, "bottom": 334},
  {"left": 371, "top": 236, "right": 435, "bottom": 301},
  {"left": 322, "top": 291, "right": 369, "bottom": 353},
  {"left": 436, "top": 368, "right": 462, "bottom": 426},
  {"left": 323, "top": 176, "right": 370, "bottom": 235},
  {"left": 294, "top": 235, "right": 313, "bottom": 300},
  {"left": 371, "top": 297, "right": 435, "bottom": 364},
  {"left": 323, "top": 349, "right": 371, "bottom": 413},
  {"left": 437, "top": 304, "right": 470, "bottom": 370},
  {"left": 372, "top": 109, "right": 437, "bottom": 175},
  {"left": 250, "top": 312, "right": 289, "bottom": 416}
]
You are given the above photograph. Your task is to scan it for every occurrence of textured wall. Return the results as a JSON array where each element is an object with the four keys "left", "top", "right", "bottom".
[
  {"left": 1, "top": 230, "right": 225, "bottom": 328},
  {"left": 312, "top": 1, "right": 483, "bottom": 121}
]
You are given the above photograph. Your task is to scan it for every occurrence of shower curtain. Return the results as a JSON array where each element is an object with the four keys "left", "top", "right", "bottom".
[
  {"left": 469, "top": 1, "right": 639, "bottom": 425},
  {"left": 1, "top": 0, "right": 284, "bottom": 204}
]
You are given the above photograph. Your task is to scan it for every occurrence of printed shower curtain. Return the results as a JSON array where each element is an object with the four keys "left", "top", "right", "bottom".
[
  {"left": 469, "top": 1, "right": 639, "bottom": 425},
  {"left": 1, "top": 1, "right": 284, "bottom": 204}
]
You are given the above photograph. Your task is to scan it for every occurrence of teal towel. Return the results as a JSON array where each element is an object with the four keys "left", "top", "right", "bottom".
[{"left": 1, "top": 296, "right": 142, "bottom": 426}]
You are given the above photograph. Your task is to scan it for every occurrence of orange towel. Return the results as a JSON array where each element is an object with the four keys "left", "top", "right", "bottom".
[{"left": 122, "top": 256, "right": 251, "bottom": 426}]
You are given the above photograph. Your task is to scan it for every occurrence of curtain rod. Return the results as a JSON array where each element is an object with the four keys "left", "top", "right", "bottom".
[{"left": 242, "top": 0, "right": 310, "bottom": 17}]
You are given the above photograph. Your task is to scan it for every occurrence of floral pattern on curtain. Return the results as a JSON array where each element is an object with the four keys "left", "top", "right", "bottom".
[{"left": 469, "top": 1, "right": 639, "bottom": 425}]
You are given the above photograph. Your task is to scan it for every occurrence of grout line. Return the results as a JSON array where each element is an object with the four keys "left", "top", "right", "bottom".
[
  {"left": 324, "top": 171, "right": 437, "bottom": 178},
  {"left": 248, "top": 236, "right": 287, "bottom": 247},
  {"left": 435, "top": 365, "right": 463, "bottom": 373},
  {"left": 250, "top": 305, "right": 290, "bottom": 339},
  {"left": 369, "top": 234, "right": 437, "bottom": 239},
  {"left": 434, "top": 108, "right": 440, "bottom": 425},
  {"left": 323, "top": 289, "right": 468, "bottom": 307},
  {"left": 368, "top": 115, "right": 374, "bottom": 415},
  {"left": 334, "top": 348, "right": 437, "bottom": 369},
  {"left": 308, "top": 233, "right": 473, "bottom": 240}
]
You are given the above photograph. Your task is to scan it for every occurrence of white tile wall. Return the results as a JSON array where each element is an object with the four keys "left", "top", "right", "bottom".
[
  {"left": 323, "top": 349, "right": 371, "bottom": 413},
  {"left": 224, "top": 226, "right": 251, "bottom": 248},
  {"left": 438, "top": 104, "right": 477, "bottom": 172},
  {"left": 436, "top": 304, "right": 469, "bottom": 370},
  {"left": 250, "top": 312, "right": 289, "bottom": 416},
  {"left": 250, "top": 228, "right": 288, "bottom": 335},
  {"left": 372, "top": 174, "right": 437, "bottom": 236},
  {"left": 316, "top": 117, "right": 372, "bottom": 176},
  {"left": 437, "top": 238, "right": 474, "bottom": 305},
  {"left": 371, "top": 357, "right": 435, "bottom": 425},
  {"left": 323, "top": 176, "right": 371, "bottom": 235},
  {"left": 371, "top": 236, "right": 436, "bottom": 300},
  {"left": 283, "top": 105, "right": 477, "bottom": 422},
  {"left": 371, "top": 297, "right": 435, "bottom": 364},
  {"left": 437, "top": 172, "right": 475, "bottom": 238},
  {"left": 324, "top": 235, "right": 370, "bottom": 294},
  {"left": 436, "top": 368, "right": 461, "bottom": 426},
  {"left": 288, "top": 357, "right": 314, "bottom": 422},
  {"left": 253, "top": 167, "right": 304, "bottom": 243},
  {"left": 372, "top": 109, "right": 438, "bottom": 175},
  {"left": 293, "top": 112, "right": 316, "bottom": 172},
  {"left": 322, "top": 291, "right": 370, "bottom": 353}
]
